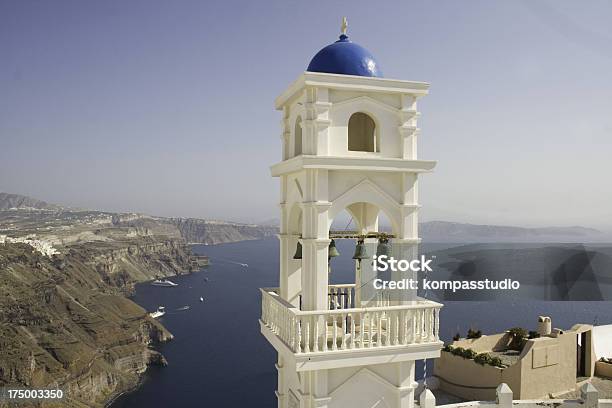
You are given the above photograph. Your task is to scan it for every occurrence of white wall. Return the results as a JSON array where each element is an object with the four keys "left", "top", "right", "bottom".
[{"left": 593, "top": 324, "right": 612, "bottom": 359}]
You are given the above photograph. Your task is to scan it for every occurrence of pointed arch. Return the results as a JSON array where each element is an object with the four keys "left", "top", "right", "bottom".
[{"left": 329, "top": 179, "right": 401, "bottom": 235}]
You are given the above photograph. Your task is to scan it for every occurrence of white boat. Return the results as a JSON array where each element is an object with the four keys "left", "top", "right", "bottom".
[
  {"left": 199, "top": 297, "right": 204, "bottom": 302},
  {"left": 151, "top": 279, "right": 178, "bottom": 287},
  {"left": 149, "top": 306, "right": 165, "bottom": 318},
  {"left": 176, "top": 305, "right": 190, "bottom": 311}
]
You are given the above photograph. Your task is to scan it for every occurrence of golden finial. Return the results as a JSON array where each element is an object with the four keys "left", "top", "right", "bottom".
[{"left": 341, "top": 17, "right": 348, "bottom": 36}]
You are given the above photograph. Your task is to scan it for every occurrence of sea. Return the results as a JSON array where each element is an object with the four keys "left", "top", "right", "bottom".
[{"left": 111, "top": 238, "right": 612, "bottom": 408}]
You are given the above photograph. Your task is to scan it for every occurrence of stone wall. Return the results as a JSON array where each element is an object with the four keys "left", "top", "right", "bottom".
[{"left": 419, "top": 383, "right": 612, "bottom": 408}]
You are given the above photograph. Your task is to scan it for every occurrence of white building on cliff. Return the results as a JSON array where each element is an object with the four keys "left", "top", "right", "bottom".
[{"left": 260, "top": 20, "right": 443, "bottom": 408}]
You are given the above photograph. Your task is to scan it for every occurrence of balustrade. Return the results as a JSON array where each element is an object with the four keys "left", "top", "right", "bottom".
[{"left": 261, "top": 286, "right": 442, "bottom": 355}]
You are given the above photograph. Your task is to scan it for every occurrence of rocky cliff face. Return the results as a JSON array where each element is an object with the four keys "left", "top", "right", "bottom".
[
  {"left": 170, "top": 218, "right": 277, "bottom": 245},
  {"left": 0, "top": 235, "right": 192, "bottom": 407}
]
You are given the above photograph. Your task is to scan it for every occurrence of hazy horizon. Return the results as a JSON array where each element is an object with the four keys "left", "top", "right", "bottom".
[{"left": 2, "top": 1, "right": 611, "bottom": 229}]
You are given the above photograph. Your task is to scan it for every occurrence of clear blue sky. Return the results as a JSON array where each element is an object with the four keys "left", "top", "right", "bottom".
[{"left": 1, "top": 1, "right": 611, "bottom": 228}]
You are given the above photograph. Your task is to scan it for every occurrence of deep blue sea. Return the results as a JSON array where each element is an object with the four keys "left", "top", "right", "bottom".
[{"left": 111, "top": 238, "right": 612, "bottom": 408}]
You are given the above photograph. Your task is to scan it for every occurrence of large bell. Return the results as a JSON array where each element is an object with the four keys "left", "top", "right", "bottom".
[
  {"left": 376, "top": 237, "right": 392, "bottom": 257},
  {"left": 352, "top": 239, "right": 369, "bottom": 260},
  {"left": 293, "top": 241, "right": 302, "bottom": 259},
  {"left": 328, "top": 239, "right": 340, "bottom": 258}
]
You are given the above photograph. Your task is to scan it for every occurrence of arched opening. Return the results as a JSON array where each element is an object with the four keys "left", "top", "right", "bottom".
[
  {"left": 376, "top": 210, "right": 392, "bottom": 234},
  {"left": 294, "top": 116, "right": 302, "bottom": 156},
  {"left": 348, "top": 112, "right": 378, "bottom": 152}
]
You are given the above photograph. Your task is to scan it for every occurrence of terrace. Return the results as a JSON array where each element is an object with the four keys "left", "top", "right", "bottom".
[{"left": 260, "top": 283, "right": 442, "bottom": 369}]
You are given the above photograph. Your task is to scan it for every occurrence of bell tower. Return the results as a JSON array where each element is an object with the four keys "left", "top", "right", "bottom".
[{"left": 260, "top": 20, "right": 443, "bottom": 408}]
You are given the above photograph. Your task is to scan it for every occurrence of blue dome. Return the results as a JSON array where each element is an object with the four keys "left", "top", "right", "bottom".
[{"left": 307, "top": 34, "right": 382, "bottom": 78}]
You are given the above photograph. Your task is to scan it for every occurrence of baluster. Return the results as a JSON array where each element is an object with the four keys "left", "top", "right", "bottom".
[
  {"left": 399, "top": 310, "right": 405, "bottom": 345},
  {"left": 332, "top": 315, "right": 338, "bottom": 350},
  {"left": 368, "top": 313, "right": 374, "bottom": 347},
  {"left": 435, "top": 308, "right": 440, "bottom": 340},
  {"left": 323, "top": 316, "right": 328, "bottom": 352},
  {"left": 392, "top": 312, "right": 401, "bottom": 346},
  {"left": 377, "top": 312, "right": 382, "bottom": 347},
  {"left": 304, "top": 318, "right": 310, "bottom": 353},
  {"left": 289, "top": 315, "right": 294, "bottom": 349},
  {"left": 418, "top": 309, "right": 423, "bottom": 342},
  {"left": 349, "top": 313, "right": 355, "bottom": 349},
  {"left": 385, "top": 312, "right": 392, "bottom": 346},
  {"left": 429, "top": 309, "right": 435, "bottom": 341},
  {"left": 280, "top": 307, "right": 284, "bottom": 341},
  {"left": 420, "top": 309, "right": 426, "bottom": 342},
  {"left": 313, "top": 315, "right": 319, "bottom": 352},
  {"left": 411, "top": 310, "right": 416, "bottom": 343},
  {"left": 261, "top": 295, "right": 266, "bottom": 323},
  {"left": 405, "top": 310, "right": 414, "bottom": 344},
  {"left": 341, "top": 312, "right": 347, "bottom": 350},
  {"left": 428, "top": 309, "right": 432, "bottom": 340},
  {"left": 359, "top": 312, "right": 365, "bottom": 348},
  {"left": 295, "top": 317, "right": 302, "bottom": 353},
  {"left": 282, "top": 308, "right": 287, "bottom": 342},
  {"left": 347, "top": 287, "right": 353, "bottom": 308}
]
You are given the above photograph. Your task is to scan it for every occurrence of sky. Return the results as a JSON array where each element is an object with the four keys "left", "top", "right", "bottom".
[{"left": 1, "top": 0, "right": 611, "bottom": 229}]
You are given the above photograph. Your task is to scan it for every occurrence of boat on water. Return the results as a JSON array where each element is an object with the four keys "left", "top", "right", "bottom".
[
  {"left": 199, "top": 297, "right": 204, "bottom": 302},
  {"left": 151, "top": 279, "right": 178, "bottom": 287},
  {"left": 149, "top": 306, "right": 165, "bottom": 318},
  {"left": 176, "top": 305, "right": 190, "bottom": 311}
]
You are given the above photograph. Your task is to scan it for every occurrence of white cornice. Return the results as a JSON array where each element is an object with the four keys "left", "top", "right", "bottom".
[
  {"left": 270, "top": 155, "right": 437, "bottom": 176},
  {"left": 276, "top": 72, "right": 430, "bottom": 110}
]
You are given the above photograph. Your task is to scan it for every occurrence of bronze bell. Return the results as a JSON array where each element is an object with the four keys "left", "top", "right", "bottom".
[
  {"left": 328, "top": 239, "right": 340, "bottom": 258},
  {"left": 352, "top": 239, "right": 369, "bottom": 260},
  {"left": 293, "top": 241, "right": 302, "bottom": 259},
  {"left": 376, "top": 236, "right": 391, "bottom": 257}
]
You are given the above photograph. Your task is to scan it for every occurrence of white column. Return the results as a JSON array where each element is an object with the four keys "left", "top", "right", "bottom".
[
  {"left": 276, "top": 356, "right": 287, "bottom": 408},
  {"left": 300, "top": 169, "right": 330, "bottom": 312},
  {"left": 312, "top": 370, "right": 330, "bottom": 408},
  {"left": 394, "top": 361, "right": 416, "bottom": 408}
]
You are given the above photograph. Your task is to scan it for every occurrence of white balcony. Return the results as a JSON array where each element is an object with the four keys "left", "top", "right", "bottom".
[{"left": 260, "top": 284, "right": 443, "bottom": 370}]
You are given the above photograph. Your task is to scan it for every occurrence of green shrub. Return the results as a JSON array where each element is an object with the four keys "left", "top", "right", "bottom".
[
  {"left": 467, "top": 328, "right": 482, "bottom": 339},
  {"left": 490, "top": 356, "right": 504, "bottom": 368},
  {"left": 451, "top": 347, "right": 477, "bottom": 359},
  {"left": 452, "top": 332, "right": 461, "bottom": 341},
  {"left": 528, "top": 330, "right": 540, "bottom": 339},
  {"left": 443, "top": 344, "right": 454, "bottom": 352},
  {"left": 474, "top": 353, "right": 492, "bottom": 365}
]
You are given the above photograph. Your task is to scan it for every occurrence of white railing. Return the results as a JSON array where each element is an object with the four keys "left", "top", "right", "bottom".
[
  {"left": 328, "top": 284, "right": 355, "bottom": 310},
  {"left": 261, "top": 287, "right": 442, "bottom": 355}
]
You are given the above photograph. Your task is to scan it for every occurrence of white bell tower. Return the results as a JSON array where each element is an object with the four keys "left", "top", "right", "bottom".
[{"left": 260, "top": 20, "right": 443, "bottom": 408}]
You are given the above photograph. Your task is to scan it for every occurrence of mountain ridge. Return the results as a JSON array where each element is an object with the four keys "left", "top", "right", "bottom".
[{"left": 1, "top": 192, "right": 605, "bottom": 242}]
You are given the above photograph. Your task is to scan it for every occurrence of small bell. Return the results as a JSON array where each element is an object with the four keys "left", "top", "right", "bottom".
[
  {"left": 293, "top": 241, "right": 302, "bottom": 260},
  {"left": 352, "top": 239, "right": 369, "bottom": 260},
  {"left": 328, "top": 239, "right": 340, "bottom": 258},
  {"left": 376, "top": 236, "right": 392, "bottom": 257}
]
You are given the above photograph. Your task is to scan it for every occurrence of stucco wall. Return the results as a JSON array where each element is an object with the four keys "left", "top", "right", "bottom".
[
  {"left": 596, "top": 361, "right": 612, "bottom": 379},
  {"left": 435, "top": 331, "right": 580, "bottom": 400},
  {"left": 434, "top": 352, "right": 520, "bottom": 401},
  {"left": 594, "top": 325, "right": 612, "bottom": 360}
]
